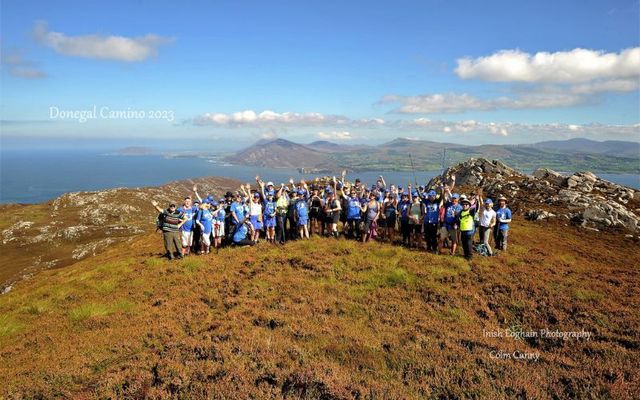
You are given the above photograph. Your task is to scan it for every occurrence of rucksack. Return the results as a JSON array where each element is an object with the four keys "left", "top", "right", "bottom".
[
  {"left": 156, "top": 212, "right": 165, "bottom": 231},
  {"left": 473, "top": 243, "right": 491, "bottom": 256}
]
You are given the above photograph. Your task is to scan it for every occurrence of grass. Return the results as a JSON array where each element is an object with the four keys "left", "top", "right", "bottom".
[
  {"left": 69, "top": 300, "right": 135, "bottom": 322},
  {"left": 179, "top": 258, "right": 203, "bottom": 273},
  {"left": 0, "top": 315, "right": 24, "bottom": 338},
  {"left": 0, "top": 219, "right": 638, "bottom": 399},
  {"left": 573, "top": 288, "right": 605, "bottom": 302}
]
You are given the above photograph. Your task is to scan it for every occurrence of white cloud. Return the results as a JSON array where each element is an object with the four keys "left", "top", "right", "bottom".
[
  {"left": 33, "top": 21, "right": 173, "bottom": 62},
  {"left": 194, "top": 110, "right": 351, "bottom": 126},
  {"left": 383, "top": 91, "right": 586, "bottom": 114},
  {"left": 317, "top": 131, "right": 353, "bottom": 140},
  {"left": 456, "top": 47, "right": 640, "bottom": 84},
  {"left": 442, "top": 126, "right": 452, "bottom": 133},
  {"left": 381, "top": 93, "right": 497, "bottom": 113}
]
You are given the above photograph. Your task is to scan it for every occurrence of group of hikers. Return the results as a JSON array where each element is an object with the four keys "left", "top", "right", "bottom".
[{"left": 152, "top": 172, "right": 513, "bottom": 261}]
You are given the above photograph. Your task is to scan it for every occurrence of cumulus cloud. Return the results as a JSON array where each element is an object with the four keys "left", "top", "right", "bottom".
[
  {"left": 382, "top": 91, "right": 586, "bottom": 114},
  {"left": 191, "top": 108, "right": 639, "bottom": 142},
  {"left": 194, "top": 110, "right": 352, "bottom": 126},
  {"left": 33, "top": 21, "right": 173, "bottom": 62},
  {"left": 381, "top": 47, "right": 640, "bottom": 114},
  {"left": 455, "top": 47, "right": 640, "bottom": 84},
  {"left": 1, "top": 50, "right": 46, "bottom": 79},
  {"left": 317, "top": 131, "right": 353, "bottom": 140}
]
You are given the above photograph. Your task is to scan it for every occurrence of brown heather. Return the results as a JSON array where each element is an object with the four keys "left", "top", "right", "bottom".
[{"left": 0, "top": 217, "right": 639, "bottom": 399}]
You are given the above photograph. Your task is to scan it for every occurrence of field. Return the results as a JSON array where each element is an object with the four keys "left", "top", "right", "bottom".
[{"left": 1, "top": 219, "right": 638, "bottom": 399}]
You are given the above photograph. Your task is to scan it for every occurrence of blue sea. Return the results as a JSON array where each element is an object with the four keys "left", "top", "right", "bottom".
[{"left": 1, "top": 147, "right": 638, "bottom": 204}]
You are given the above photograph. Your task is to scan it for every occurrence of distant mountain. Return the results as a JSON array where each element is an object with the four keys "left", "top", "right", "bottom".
[
  {"left": 379, "top": 137, "right": 461, "bottom": 149},
  {"left": 528, "top": 138, "right": 640, "bottom": 158},
  {"left": 225, "top": 137, "right": 640, "bottom": 174},
  {"left": 308, "top": 140, "right": 340, "bottom": 148},
  {"left": 225, "top": 138, "right": 331, "bottom": 169}
]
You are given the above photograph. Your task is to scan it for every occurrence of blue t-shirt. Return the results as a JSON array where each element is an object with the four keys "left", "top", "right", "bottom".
[
  {"left": 296, "top": 199, "right": 309, "bottom": 218},
  {"left": 214, "top": 208, "right": 225, "bottom": 222},
  {"left": 233, "top": 223, "right": 249, "bottom": 243},
  {"left": 423, "top": 200, "right": 439, "bottom": 224},
  {"left": 496, "top": 207, "right": 512, "bottom": 230},
  {"left": 197, "top": 209, "right": 214, "bottom": 234},
  {"left": 230, "top": 201, "right": 245, "bottom": 221},
  {"left": 177, "top": 205, "right": 198, "bottom": 231},
  {"left": 264, "top": 201, "right": 276, "bottom": 218},
  {"left": 346, "top": 197, "right": 361, "bottom": 220},
  {"left": 398, "top": 200, "right": 411, "bottom": 220},
  {"left": 444, "top": 202, "right": 462, "bottom": 228}
]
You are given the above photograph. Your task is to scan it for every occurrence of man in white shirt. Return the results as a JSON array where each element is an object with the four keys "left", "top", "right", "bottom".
[{"left": 478, "top": 189, "right": 497, "bottom": 256}]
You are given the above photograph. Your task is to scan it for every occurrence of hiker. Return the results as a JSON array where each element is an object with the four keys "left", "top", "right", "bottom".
[
  {"left": 232, "top": 219, "right": 256, "bottom": 246},
  {"left": 477, "top": 189, "right": 496, "bottom": 256},
  {"left": 342, "top": 185, "right": 364, "bottom": 239},
  {"left": 362, "top": 191, "right": 380, "bottom": 242},
  {"left": 191, "top": 199, "right": 202, "bottom": 253},
  {"left": 249, "top": 192, "right": 263, "bottom": 242},
  {"left": 275, "top": 184, "right": 289, "bottom": 244},
  {"left": 152, "top": 200, "right": 187, "bottom": 260},
  {"left": 442, "top": 189, "right": 462, "bottom": 255},
  {"left": 398, "top": 190, "right": 411, "bottom": 246},
  {"left": 457, "top": 196, "right": 477, "bottom": 260},
  {"left": 230, "top": 192, "right": 246, "bottom": 226},
  {"left": 211, "top": 199, "right": 225, "bottom": 249},
  {"left": 295, "top": 189, "right": 310, "bottom": 239},
  {"left": 422, "top": 188, "right": 442, "bottom": 253},
  {"left": 287, "top": 188, "right": 299, "bottom": 240},
  {"left": 494, "top": 195, "right": 512, "bottom": 252},
  {"left": 382, "top": 190, "right": 398, "bottom": 242},
  {"left": 177, "top": 196, "right": 198, "bottom": 256},
  {"left": 409, "top": 187, "right": 422, "bottom": 248},
  {"left": 195, "top": 200, "right": 215, "bottom": 254},
  {"left": 309, "top": 187, "right": 324, "bottom": 236},
  {"left": 263, "top": 189, "right": 277, "bottom": 244},
  {"left": 324, "top": 186, "right": 342, "bottom": 238}
]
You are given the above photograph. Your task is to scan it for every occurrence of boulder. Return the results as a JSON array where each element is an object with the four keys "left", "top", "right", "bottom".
[{"left": 532, "top": 168, "right": 565, "bottom": 186}]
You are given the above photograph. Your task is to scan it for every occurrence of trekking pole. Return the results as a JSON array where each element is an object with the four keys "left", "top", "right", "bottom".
[{"left": 409, "top": 153, "right": 418, "bottom": 186}]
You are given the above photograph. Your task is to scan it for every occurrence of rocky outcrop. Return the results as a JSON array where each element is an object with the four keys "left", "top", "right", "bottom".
[{"left": 428, "top": 158, "right": 639, "bottom": 233}]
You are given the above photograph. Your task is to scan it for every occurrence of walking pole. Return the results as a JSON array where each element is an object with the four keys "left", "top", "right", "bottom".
[{"left": 409, "top": 153, "right": 418, "bottom": 186}]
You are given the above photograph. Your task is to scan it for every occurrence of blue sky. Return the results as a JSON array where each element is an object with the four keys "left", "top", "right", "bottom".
[{"left": 1, "top": 0, "right": 639, "bottom": 147}]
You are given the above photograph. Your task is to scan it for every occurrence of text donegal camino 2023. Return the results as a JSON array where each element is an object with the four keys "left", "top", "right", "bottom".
[{"left": 49, "top": 106, "right": 175, "bottom": 123}]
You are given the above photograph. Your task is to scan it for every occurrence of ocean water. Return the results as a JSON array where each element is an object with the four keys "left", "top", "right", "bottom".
[{"left": 1, "top": 148, "right": 638, "bottom": 204}]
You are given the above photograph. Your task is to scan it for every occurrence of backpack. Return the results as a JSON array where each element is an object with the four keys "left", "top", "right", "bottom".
[
  {"left": 156, "top": 212, "right": 165, "bottom": 231},
  {"left": 473, "top": 243, "right": 491, "bottom": 256}
]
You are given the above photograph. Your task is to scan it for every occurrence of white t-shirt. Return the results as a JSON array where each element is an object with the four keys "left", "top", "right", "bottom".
[
  {"left": 250, "top": 202, "right": 262, "bottom": 216},
  {"left": 480, "top": 208, "right": 496, "bottom": 227}
]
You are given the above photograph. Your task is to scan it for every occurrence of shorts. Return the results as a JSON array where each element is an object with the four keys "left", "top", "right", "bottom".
[
  {"left": 201, "top": 231, "right": 212, "bottom": 246},
  {"left": 438, "top": 226, "right": 448, "bottom": 239},
  {"left": 411, "top": 223, "right": 421, "bottom": 235},
  {"left": 309, "top": 208, "right": 321, "bottom": 219},
  {"left": 363, "top": 219, "right": 374, "bottom": 232},
  {"left": 181, "top": 230, "right": 193, "bottom": 247},
  {"left": 213, "top": 222, "right": 225, "bottom": 238},
  {"left": 447, "top": 227, "right": 459, "bottom": 243},
  {"left": 250, "top": 215, "right": 263, "bottom": 230},
  {"left": 264, "top": 216, "right": 276, "bottom": 228}
]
